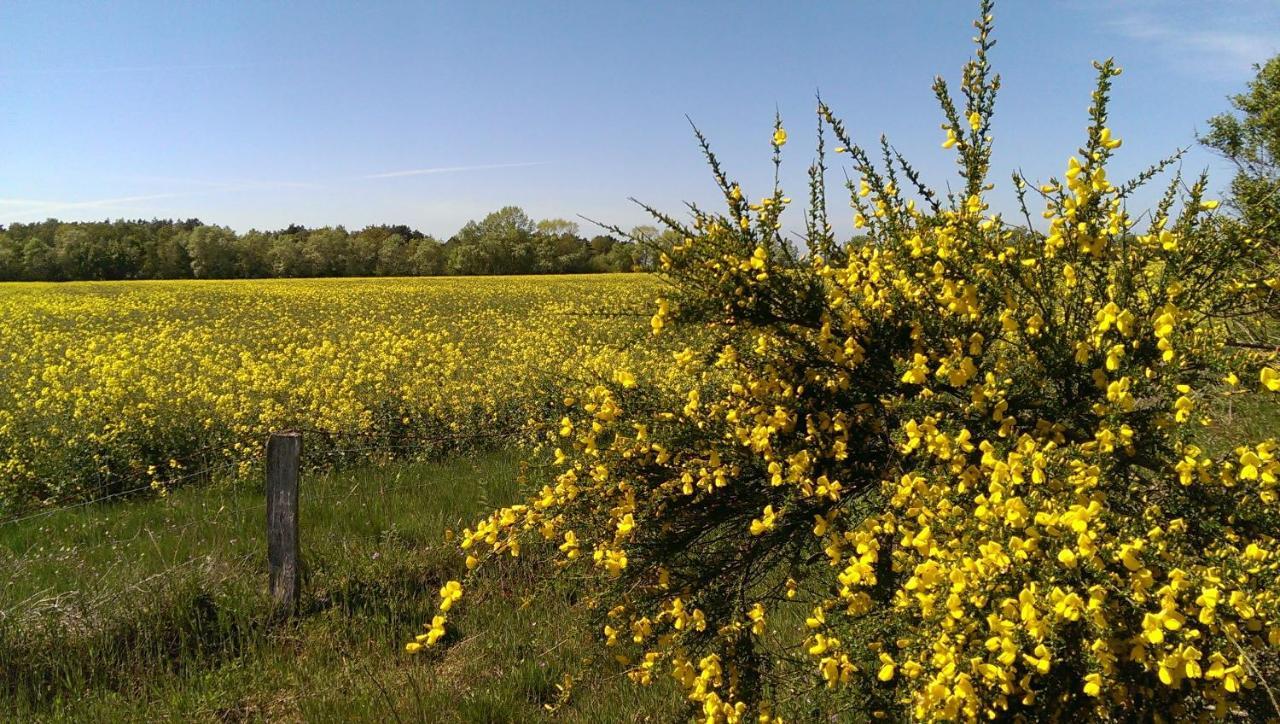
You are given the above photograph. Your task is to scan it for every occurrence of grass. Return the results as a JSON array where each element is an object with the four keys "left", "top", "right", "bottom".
[
  {"left": 3, "top": 390, "right": 1275, "bottom": 722},
  {"left": 0, "top": 449, "right": 679, "bottom": 722}
]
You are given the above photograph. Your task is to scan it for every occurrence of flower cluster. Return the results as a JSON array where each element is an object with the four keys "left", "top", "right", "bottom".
[{"left": 421, "top": 3, "right": 1280, "bottom": 720}]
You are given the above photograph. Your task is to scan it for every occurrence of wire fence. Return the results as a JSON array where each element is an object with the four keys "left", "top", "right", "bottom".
[
  {"left": 0, "top": 550, "right": 261, "bottom": 626},
  {"left": 2, "top": 436, "right": 254, "bottom": 511},
  {"left": 0, "top": 466, "right": 461, "bottom": 608},
  {"left": 0, "top": 422, "right": 540, "bottom": 625},
  {"left": 0, "top": 461, "right": 244, "bottom": 529},
  {"left": 0, "top": 422, "right": 532, "bottom": 529}
]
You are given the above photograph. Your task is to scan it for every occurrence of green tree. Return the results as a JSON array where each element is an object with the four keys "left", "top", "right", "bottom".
[
  {"left": 239, "top": 230, "right": 273, "bottom": 277},
  {"left": 449, "top": 206, "right": 537, "bottom": 275},
  {"left": 53, "top": 225, "right": 103, "bottom": 279},
  {"left": 183, "top": 225, "right": 239, "bottom": 279},
  {"left": 267, "top": 232, "right": 307, "bottom": 277},
  {"left": 302, "top": 227, "right": 354, "bottom": 277},
  {"left": 1202, "top": 54, "right": 1280, "bottom": 246},
  {"left": 21, "top": 233, "right": 58, "bottom": 280},
  {"left": 410, "top": 237, "right": 445, "bottom": 276},
  {"left": 0, "top": 229, "right": 21, "bottom": 280},
  {"left": 534, "top": 218, "right": 584, "bottom": 273},
  {"left": 628, "top": 225, "right": 664, "bottom": 271}
]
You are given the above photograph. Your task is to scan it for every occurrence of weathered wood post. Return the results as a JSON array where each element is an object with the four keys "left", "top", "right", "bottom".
[{"left": 266, "top": 430, "right": 301, "bottom": 611}]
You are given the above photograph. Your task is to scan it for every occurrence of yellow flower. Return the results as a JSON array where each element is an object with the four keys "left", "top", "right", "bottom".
[
  {"left": 1083, "top": 673, "right": 1102, "bottom": 696},
  {"left": 877, "top": 653, "right": 895, "bottom": 681},
  {"left": 942, "top": 128, "right": 958, "bottom": 149},
  {"left": 559, "top": 530, "right": 580, "bottom": 559},
  {"left": 900, "top": 353, "right": 930, "bottom": 384},
  {"left": 772, "top": 128, "right": 788, "bottom": 147},
  {"left": 1173, "top": 395, "right": 1194, "bottom": 423},
  {"left": 806, "top": 606, "right": 825, "bottom": 629},
  {"left": 594, "top": 548, "right": 628, "bottom": 575},
  {"left": 748, "top": 603, "right": 766, "bottom": 635},
  {"left": 424, "top": 614, "right": 447, "bottom": 646},
  {"left": 1066, "top": 156, "right": 1083, "bottom": 180},
  {"left": 750, "top": 505, "right": 778, "bottom": 535},
  {"left": 439, "top": 580, "right": 463, "bottom": 611},
  {"left": 617, "top": 513, "right": 635, "bottom": 536},
  {"left": 1105, "top": 344, "right": 1124, "bottom": 371},
  {"left": 1262, "top": 367, "right": 1280, "bottom": 392}
]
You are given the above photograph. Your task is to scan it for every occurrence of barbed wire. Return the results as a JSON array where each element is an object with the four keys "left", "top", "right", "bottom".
[
  {"left": 0, "top": 441, "right": 514, "bottom": 562},
  {"left": 294, "top": 424, "right": 527, "bottom": 445},
  {"left": 0, "top": 422, "right": 536, "bottom": 529},
  {"left": 1, "top": 436, "right": 254, "bottom": 504},
  {"left": 0, "top": 550, "right": 260, "bottom": 625},
  {"left": 80, "top": 549, "right": 260, "bottom": 618},
  {"left": 0, "top": 421, "right": 544, "bottom": 616},
  {"left": 0, "top": 461, "right": 242, "bottom": 529}
]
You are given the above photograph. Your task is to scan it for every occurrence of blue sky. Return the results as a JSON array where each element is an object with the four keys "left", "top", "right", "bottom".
[{"left": 1, "top": 1, "right": 1277, "bottom": 239}]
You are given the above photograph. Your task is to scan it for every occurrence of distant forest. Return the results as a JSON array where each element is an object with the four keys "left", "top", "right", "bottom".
[{"left": 0, "top": 206, "right": 674, "bottom": 281}]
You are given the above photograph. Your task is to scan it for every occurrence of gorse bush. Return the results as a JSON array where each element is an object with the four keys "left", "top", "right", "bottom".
[{"left": 419, "top": 3, "right": 1280, "bottom": 720}]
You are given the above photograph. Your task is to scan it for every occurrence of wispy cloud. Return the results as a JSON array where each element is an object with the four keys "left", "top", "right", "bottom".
[
  {"left": 113, "top": 174, "right": 323, "bottom": 191},
  {"left": 0, "top": 193, "right": 191, "bottom": 219},
  {"left": 1100, "top": 1, "right": 1279, "bottom": 79},
  {"left": 1, "top": 163, "right": 546, "bottom": 222},
  {"left": 0, "top": 63, "right": 256, "bottom": 77},
  {"left": 360, "top": 161, "right": 546, "bottom": 179},
  {"left": 0, "top": 178, "right": 316, "bottom": 220}
]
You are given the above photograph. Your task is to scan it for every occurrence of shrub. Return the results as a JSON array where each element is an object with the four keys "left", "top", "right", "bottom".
[{"left": 420, "top": 3, "right": 1280, "bottom": 719}]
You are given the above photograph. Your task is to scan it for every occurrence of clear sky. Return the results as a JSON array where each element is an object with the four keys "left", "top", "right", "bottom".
[{"left": 2, "top": 1, "right": 1278, "bottom": 239}]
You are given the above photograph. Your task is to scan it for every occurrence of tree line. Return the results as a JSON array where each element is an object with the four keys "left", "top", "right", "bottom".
[{"left": 0, "top": 206, "right": 674, "bottom": 281}]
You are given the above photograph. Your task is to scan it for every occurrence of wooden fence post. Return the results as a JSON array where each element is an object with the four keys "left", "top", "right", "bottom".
[{"left": 266, "top": 430, "right": 301, "bottom": 611}]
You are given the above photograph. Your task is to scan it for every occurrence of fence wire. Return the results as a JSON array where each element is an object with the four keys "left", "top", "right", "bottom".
[
  {"left": 1, "top": 422, "right": 533, "bottom": 529},
  {"left": 2, "top": 422, "right": 542, "bottom": 628}
]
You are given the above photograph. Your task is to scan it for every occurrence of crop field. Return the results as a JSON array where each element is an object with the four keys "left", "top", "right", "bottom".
[{"left": 0, "top": 274, "right": 661, "bottom": 516}]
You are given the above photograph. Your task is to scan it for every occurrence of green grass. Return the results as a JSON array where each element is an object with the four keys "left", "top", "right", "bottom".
[
  {"left": 0, "top": 450, "right": 679, "bottom": 722},
  {"left": 4, "top": 389, "right": 1275, "bottom": 722}
]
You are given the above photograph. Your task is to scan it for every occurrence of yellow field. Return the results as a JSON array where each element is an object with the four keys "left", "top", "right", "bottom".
[{"left": 0, "top": 274, "right": 659, "bottom": 513}]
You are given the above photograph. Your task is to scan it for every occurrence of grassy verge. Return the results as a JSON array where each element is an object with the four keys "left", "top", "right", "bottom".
[
  {"left": 3, "top": 389, "right": 1274, "bottom": 722},
  {"left": 0, "top": 450, "right": 678, "bottom": 722}
]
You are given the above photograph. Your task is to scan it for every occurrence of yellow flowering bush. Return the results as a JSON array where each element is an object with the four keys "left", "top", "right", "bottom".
[
  {"left": 0, "top": 275, "right": 659, "bottom": 514},
  {"left": 423, "top": 4, "right": 1280, "bottom": 720}
]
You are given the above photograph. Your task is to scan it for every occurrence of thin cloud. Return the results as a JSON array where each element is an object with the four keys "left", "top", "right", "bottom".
[
  {"left": 360, "top": 161, "right": 546, "bottom": 179},
  {"left": 2, "top": 164, "right": 546, "bottom": 222},
  {"left": 1, "top": 193, "right": 191, "bottom": 218},
  {"left": 0, "top": 63, "right": 256, "bottom": 77},
  {"left": 113, "top": 174, "right": 323, "bottom": 190},
  {"left": 1102, "top": 2, "right": 1279, "bottom": 79},
  {"left": 0, "top": 179, "right": 309, "bottom": 219}
]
